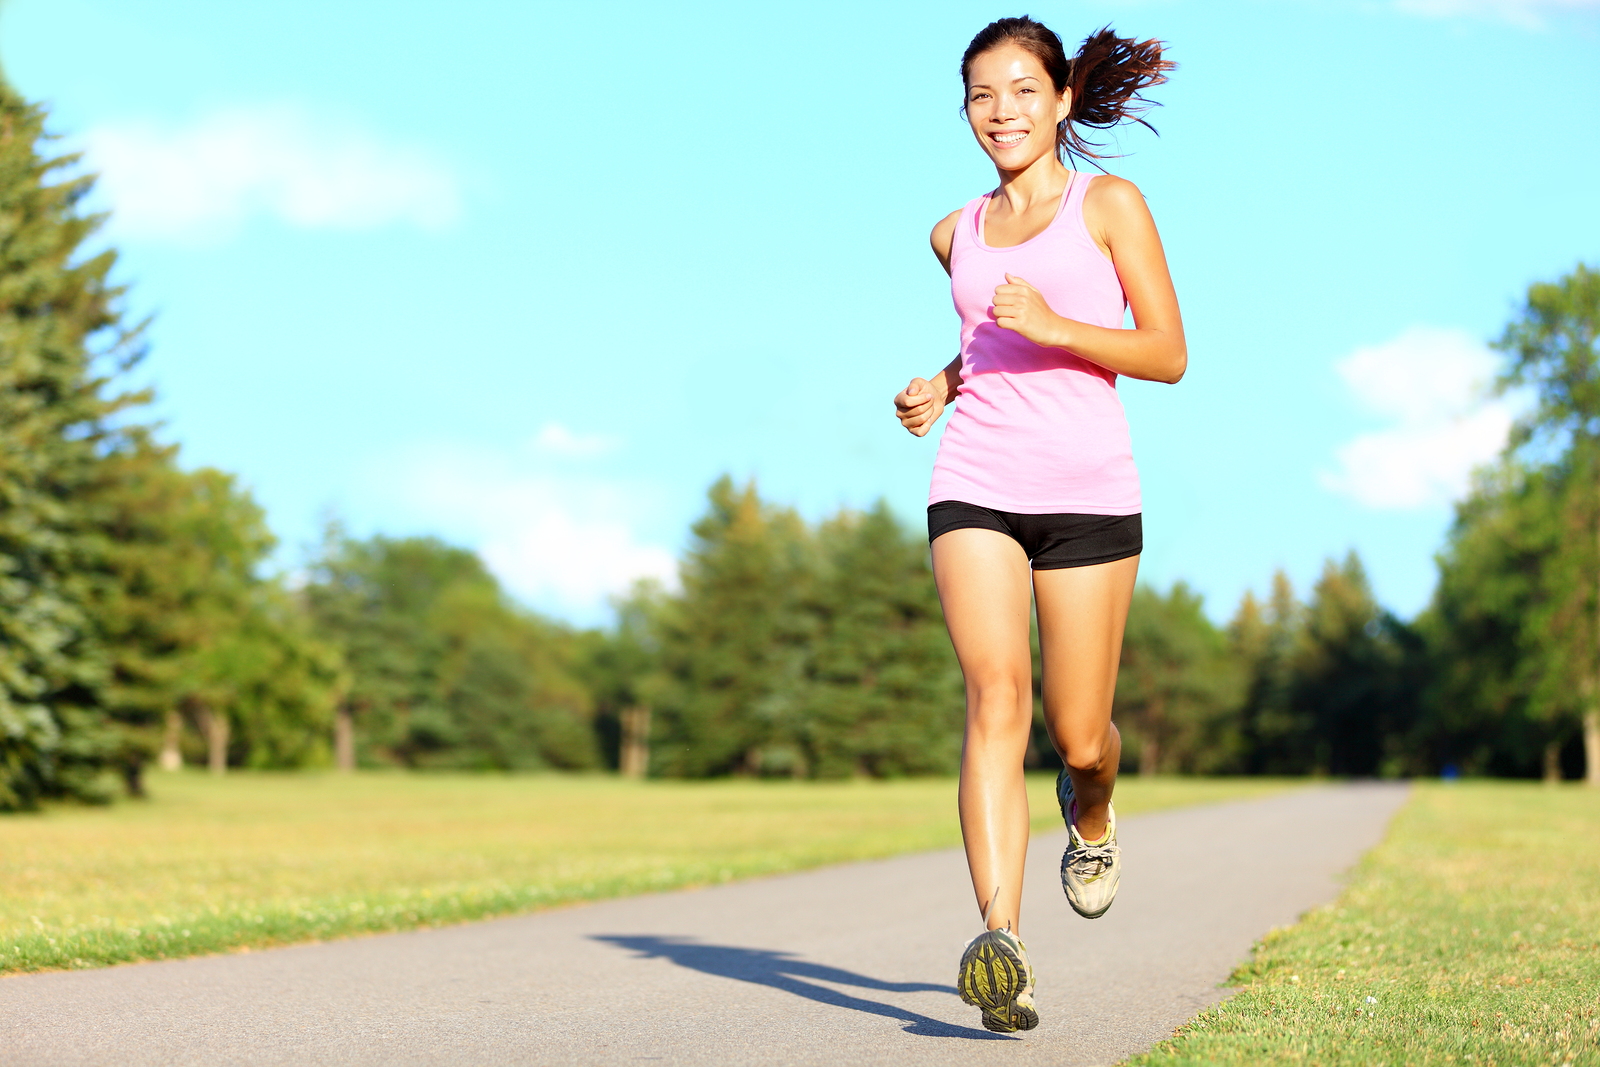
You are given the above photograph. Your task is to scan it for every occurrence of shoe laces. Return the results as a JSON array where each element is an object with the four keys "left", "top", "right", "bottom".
[{"left": 1066, "top": 838, "right": 1118, "bottom": 878}]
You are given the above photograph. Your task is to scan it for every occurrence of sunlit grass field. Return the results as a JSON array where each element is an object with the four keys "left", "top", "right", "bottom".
[
  {"left": 1126, "top": 782, "right": 1600, "bottom": 1067},
  {"left": 0, "top": 770, "right": 1293, "bottom": 976}
]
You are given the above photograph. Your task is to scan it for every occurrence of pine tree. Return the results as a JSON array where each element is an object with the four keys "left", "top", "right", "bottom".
[
  {"left": 0, "top": 84, "right": 329, "bottom": 800},
  {"left": 644, "top": 484, "right": 966, "bottom": 780},
  {"left": 0, "top": 87, "right": 138, "bottom": 808},
  {"left": 1115, "top": 582, "right": 1243, "bottom": 774},
  {"left": 90, "top": 456, "right": 290, "bottom": 788},
  {"left": 801, "top": 501, "right": 963, "bottom": 777},
  {"left": 650, "top": 477, "right": 813, "bottom": 777},
  {"left": 1230, "top": 571, "right": 1308, "bottom": 774},
  {"left": 1291, "top": 552, "right": 1417, "bottom": 776}
]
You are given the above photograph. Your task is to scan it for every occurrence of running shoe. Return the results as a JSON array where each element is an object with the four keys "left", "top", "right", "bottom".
[
  {"left": 956, "top": 925, "right": 1038, "bottom": 1033},
  {"left": 1059, "top": 797, "right": 1121, "bottom": 919}
]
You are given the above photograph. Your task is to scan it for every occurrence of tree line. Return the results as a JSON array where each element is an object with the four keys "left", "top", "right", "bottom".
[
  {"left": 1066, "top": 262, "right": 1600, "bottom": 786},
  {"left": 3, "top": 86, "right": 1598, "bottom": 809}
]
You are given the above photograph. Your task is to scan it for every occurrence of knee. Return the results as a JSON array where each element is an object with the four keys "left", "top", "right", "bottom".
[
  {"left": 964, "top": 674, "right": 1031, "bottom": 734},
  {"left": 1064, "top": 742, "right": 1107, "bottom": 775},
  {"left": 966, "top": 670, "right": 1028, "bottom": 707}
]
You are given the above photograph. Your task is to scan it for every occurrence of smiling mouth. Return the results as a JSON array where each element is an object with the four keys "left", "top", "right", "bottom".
[{"left": 991, "top": 130, "right": 1028, "bottom": 148}]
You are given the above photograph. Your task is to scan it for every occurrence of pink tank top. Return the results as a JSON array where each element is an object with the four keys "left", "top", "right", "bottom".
[{"left": 928, "top": 173, "right": 1140, "bottom": 515}]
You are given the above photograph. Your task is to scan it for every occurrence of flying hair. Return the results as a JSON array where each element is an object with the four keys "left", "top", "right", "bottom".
[{"left": 960, "top": 17, "right": 1175, "bottom": 165}]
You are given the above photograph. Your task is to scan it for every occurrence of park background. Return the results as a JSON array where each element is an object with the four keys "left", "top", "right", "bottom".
[
  {"left": 2, "top": 0, "right": 1600, "bottom": 804},
  {"left": 3, "top": 5, "right": 1600, "bottom": 1063}
]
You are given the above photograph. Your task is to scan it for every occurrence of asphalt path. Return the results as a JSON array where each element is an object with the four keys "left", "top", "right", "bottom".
[{"left": 0, "top": 783, "right": 1407, "bottom": 1067}]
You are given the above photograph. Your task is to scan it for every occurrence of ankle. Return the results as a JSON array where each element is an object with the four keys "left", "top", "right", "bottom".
[{"left": 1073, "top": 805, "right": 1110, "bottom": 843}]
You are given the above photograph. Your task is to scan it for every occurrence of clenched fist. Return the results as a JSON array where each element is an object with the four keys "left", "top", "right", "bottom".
[
  {"left": 992, "top": 273, "right": 1064, "bottom": 347},
  {"left": 894, "top": 377, "right": 945, "bottom": 437}
]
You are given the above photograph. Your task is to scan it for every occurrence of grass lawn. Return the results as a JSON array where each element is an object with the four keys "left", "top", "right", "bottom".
[
  {"left": 1125, "top": 782, "right": 1600, "bottom": 1067},
  {"left": 0, "top": 770, "right": 1291, "bottom": 976}
]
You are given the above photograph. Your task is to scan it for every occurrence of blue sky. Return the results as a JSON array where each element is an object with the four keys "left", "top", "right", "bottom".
[{"left": 3, "top": 0, "right": 1597, "bottom": 625}]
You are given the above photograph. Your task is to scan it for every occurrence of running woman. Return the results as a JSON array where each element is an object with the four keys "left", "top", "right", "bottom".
[{"left": 893, "top": 18, "right": 1183, "bottom": 1034}]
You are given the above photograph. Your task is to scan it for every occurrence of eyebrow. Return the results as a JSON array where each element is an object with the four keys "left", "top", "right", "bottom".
[{"left": 967, "top": 76, "right": 1044, "bottom": 90}]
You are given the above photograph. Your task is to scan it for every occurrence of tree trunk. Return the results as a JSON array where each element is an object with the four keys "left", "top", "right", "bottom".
[
  {"left": 1593, "top": 497, "right": 1600, "bottom": 785},
  {"left": 1584, "top": 709, "right": 1600, "bottom": 787},
  {"left": 196, "top": 703, "right": 229, "bottom": 776},
  {"left": 619, "top": 706, "right": 651, "bottom": 779},
  {"left": 1138, "top": 735, "right": 1160, "bottom": 776},
  {"left": 1138, "top": 699, "right": 1163, "bottom": 775},
  {"left": 158, "top": 708, "right": 183, "bottom": 771},
  {"left": 334, "top": 704, "right": 355, "bottom": 772},
  {"left": 1543, "top": 740, "right": 1563, "bottom": 784}
]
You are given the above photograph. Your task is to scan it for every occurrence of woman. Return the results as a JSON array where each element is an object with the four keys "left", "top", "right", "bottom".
[{"left": 893, "top": 17, "right": 1184, "bottom": 1034}]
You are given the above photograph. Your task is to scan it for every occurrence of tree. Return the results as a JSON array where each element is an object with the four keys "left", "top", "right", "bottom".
[
  {"left": 799, "top": 502, "right": 963, "bottom": 777},
  {"left": 88, "top": 456, "right": 311, "bottom": 788},
  {"left": 1425, "top": 460, "right": 1582, "bottom": 779},
  {"left": 179, "top": 583, "right": 345, "bottom": 773},
  {"left": 649, "top": 478, "right": 813, "bottom": 777},
  {"left": 1291, "top": 553, "right": 1420, "bottom": 777},
  {"left": 574, "top": 584, "right": 662, "bottom": 777},
  {"left": 429, "top": 573, "right": 596, "bottom": 770},
  {"left": 304, "top": 531, "right": 596, "bottom": 771},
  {"left": 1496, "top": 263, "right": 1600, "bottom": 783},
  {"left": 645, "top": 482, "right": 965, "bottom": 779},
  {"left": 1115, "top": 582, "right": 1244, "bottom": 774},
  {"left": 0, "top": 86, "right": 139, "bottom": 808},
  {"left": 1230, "top": 571, "right": 1309, "bottom": 774}
]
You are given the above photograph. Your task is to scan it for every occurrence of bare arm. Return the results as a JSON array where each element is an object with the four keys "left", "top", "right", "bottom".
[
  {"left": 990, "top": 176, "right": 1186, "bottom": 384},
  {"left": 894, "top": 355, "right": 962, "bottom": 437},
  {"left": 893, "top": 210, "right": 967, "bottom": 436}
]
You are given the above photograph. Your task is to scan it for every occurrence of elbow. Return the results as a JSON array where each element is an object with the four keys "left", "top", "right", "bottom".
[{"left": 1160, "top": 346, "right": 1187, "bottom": 385}]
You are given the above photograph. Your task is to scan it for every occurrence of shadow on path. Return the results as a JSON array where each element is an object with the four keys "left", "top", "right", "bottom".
[{"left": 592, "top": 935, "right": 1009, "bottom": 1040}]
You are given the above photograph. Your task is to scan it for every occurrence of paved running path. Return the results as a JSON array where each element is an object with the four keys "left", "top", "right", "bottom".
[{"left": 0, "top": 784, "right": 1406, "bottom": 1067}]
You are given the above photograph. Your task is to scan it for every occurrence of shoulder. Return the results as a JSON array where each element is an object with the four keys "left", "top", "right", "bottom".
[
  {"left": 1082, "top": 173, "right": 1147, "bottom": 215},
  {"left": 930, "top": 207, "right": 965, "bottom": 271},
  {"left": 930, "top": 208, "right": 964, "bottom": 250},
  {"left": 1082, "top": 174, "right": 1157, "bottom": 245}
]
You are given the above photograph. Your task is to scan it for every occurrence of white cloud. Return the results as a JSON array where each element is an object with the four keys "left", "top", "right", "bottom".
[
  {"left": 369, "top": 436, "right": 676, "bottom": 623},
  {"left": 1321, "top": 326, "right": 1515, "bottom": 509},
  {"left": 533, "top": 423, "right": 621, "bottom": 458},
  {"left": 80, "top": 104, "right": 461, "bottom": 242},
  {"left": 1392, "top": 0, "right": 1600, "bottom": 28}
]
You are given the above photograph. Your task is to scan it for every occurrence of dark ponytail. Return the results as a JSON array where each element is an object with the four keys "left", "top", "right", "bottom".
[{"left": 960, "top": 17, "right": 1175, "bottom": 164}]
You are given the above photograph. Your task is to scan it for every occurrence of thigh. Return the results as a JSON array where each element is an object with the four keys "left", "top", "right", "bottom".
[
  {"left": 1033, "top": 555, "right": 1140, "bottom": 745},
  {"left": 931, "top": 529, "right": 1034, "bottom": 697}
]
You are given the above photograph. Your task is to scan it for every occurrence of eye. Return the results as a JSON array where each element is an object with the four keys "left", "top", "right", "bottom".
[{"left": 1019, "top": 87, "right": 1035, "bottom": 94}]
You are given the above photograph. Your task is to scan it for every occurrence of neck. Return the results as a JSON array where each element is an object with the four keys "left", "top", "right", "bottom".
[{"left": 993, "top": 154, "right": 1070, "bottom": 212}]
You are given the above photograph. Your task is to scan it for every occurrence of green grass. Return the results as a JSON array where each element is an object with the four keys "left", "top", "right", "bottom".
[
  {"left": 0, "top": 770, "right": 1292, "bottom": 976},
  {"left": 1125, "top": 782, "right": 1600, "bottom": 1067}
]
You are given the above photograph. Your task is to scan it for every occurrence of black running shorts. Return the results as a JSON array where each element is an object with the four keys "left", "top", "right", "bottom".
[{"left": 927, "top": 501, "right": 1142, "bottom": 570}]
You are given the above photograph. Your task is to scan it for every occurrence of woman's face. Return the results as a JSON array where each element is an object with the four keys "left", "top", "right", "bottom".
[{"left": 964, "top": 45, "right": 1069, "bottom": 173}]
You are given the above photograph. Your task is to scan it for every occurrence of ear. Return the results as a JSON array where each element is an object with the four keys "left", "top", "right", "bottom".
[{"left": 1057, "top": 88, "right": 1071, "bottom": 125}]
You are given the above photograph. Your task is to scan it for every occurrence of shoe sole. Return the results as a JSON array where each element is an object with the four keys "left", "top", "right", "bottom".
[
  {"left": 994, "top": 995, "right": 1039, "bottom": 1033},
  {"left": 1065, "top": 894, "right": 1114, "bottom": 920},
  {"left": 957, "top": 932, "right": 1037, "bottom": 1032}
]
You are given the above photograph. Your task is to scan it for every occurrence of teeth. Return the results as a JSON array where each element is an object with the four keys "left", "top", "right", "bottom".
[{"left": 995, "top": 133, "right": 1026, "bottom": 145}]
